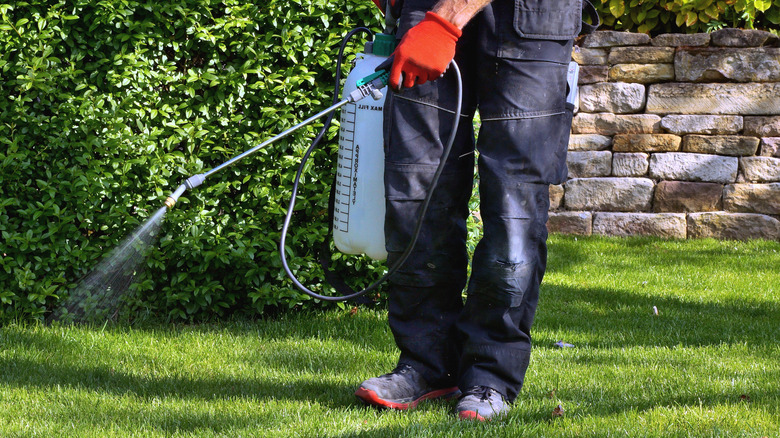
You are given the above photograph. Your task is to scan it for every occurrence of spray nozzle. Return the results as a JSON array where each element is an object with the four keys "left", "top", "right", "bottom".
[
  {"left": 164, "top": 173, "right": 207, "bottom": 209},
  {"left": 164, "top": 184, "right": 188, "bottom": 210}
]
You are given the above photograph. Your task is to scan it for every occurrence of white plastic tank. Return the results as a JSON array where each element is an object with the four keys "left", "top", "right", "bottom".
[{"left": 332, "top": 34, "right": 394, "bottom": 261}]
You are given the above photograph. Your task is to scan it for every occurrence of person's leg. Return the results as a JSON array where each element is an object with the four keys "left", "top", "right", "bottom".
[
  {"left": 355, "top": 3, "right": 479, "bottom": 408},
  {"left": 356, "top": 73, "right": 474, "bottom": 407},
  {"left": 456, "top": 0, "right": 577, "bottom": 413}
]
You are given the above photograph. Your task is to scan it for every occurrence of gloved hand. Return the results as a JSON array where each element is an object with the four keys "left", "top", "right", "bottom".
[{"left": 388, "top": 11, "right": 461, "bottom": 90}]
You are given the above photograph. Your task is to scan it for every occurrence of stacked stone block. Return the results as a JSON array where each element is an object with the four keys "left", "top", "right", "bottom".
[{"left": 549, "top": 29, "right": 780, "bottom": 240}]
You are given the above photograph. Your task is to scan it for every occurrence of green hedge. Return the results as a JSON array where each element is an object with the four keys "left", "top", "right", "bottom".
[
  {"left": 594, "top": 0, "right": 780, "bottom": 34},
  {"left": 4, "top": 0, "right": 778, "bottom": 322},
  {"left": 0, "top": 0, "right": 386, "bottom": 321}
]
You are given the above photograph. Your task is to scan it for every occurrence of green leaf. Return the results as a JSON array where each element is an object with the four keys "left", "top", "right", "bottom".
[
  {"left": 754, "top": 0, "right": 772, "bottom": 11},
  {"left": 610, "top": 0, "right": 626, "bottom": 17},
  {"left": 766, "top": 7, "right": 780, "bottom": 23},
  {"left": 686, "top": 10, "right": 698, "bottom": 25}
]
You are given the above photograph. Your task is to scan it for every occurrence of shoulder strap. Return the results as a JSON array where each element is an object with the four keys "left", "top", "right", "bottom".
[{"left": 581, "top": 0, "right": 601, "bottom": 35}]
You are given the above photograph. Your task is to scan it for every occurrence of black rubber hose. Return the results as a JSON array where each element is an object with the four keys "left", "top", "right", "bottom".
[{"left": 279, "top": 42, "right": 463, "bottom": 302}]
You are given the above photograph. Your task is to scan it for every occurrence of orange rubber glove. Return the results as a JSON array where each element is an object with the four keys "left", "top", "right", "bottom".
[{"left": 389, "top": 11, "right": 462, "bottom": 90}]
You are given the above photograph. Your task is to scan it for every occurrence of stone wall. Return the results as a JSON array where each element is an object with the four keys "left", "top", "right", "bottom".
[{"left": 549, "top": 29, "right": 780, "bottom": 241}]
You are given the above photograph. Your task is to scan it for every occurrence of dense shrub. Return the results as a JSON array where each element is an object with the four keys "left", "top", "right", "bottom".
[
  {"left": 594, "top": 0, "right": 780, "bottom": 34},
  {"left": 0, "top": 0, "right": 386, "bottom": 321},
  {"left": 4, "top": 0, "right": 777, "bottom": 322}
]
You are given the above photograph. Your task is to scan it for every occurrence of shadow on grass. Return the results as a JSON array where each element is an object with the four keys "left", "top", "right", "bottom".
[
  {"left": 0, "top": 326, "right": 359, "bottom": 409},
  {"left": 0, "top": 355, "right": 357, "bottom": 405},
  {"left": 533, "top": 283, "right": 779, "bottom": 348},
  {"left": 539, "top": 235, "right": 779, "bottom": 348}
]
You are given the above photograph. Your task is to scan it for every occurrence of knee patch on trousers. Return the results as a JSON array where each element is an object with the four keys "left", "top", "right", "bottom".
[{"left": 467, "top": 258, "right": 534, "bottom": 307}]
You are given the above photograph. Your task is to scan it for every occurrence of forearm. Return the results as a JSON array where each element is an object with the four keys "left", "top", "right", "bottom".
[{"left": 431, "top": 0, "right": 493, "bottom": 29}]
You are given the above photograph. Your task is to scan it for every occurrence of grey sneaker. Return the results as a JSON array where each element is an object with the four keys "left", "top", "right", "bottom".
[
  {"left": 456, "top": 386, "right": 508, "bottom": 421},
  {"left": 355, "top": 364, "right": 460, "bottom": 410}
]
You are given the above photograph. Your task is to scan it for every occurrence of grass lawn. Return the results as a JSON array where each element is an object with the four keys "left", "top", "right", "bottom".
[{"left": 2, "top": 235, "right": 779, "bottom": 437}]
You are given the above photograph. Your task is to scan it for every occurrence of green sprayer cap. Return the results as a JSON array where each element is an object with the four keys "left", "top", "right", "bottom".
[{"left": 373, "top": 33, "right": 396, "bottom": 57}]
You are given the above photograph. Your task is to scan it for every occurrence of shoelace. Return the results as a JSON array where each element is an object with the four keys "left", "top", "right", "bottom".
[
  {"left": 379, "top": 363, "right": 412, "bottom": 380},
  {"left": 462, "top": 386, "right": 494, "bottom": 401},
  {"left": 392, "top": 364, "right": 412, "bottom": 374}
]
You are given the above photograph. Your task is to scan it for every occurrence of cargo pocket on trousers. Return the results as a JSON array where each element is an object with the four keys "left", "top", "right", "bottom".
[{"left": 514, "top": 0, "right": 583, "bottom": 40}]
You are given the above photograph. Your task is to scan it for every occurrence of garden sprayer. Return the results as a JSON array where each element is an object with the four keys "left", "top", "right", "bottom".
[
  {"left": 158, "top": 18, "right": 464, "bottom": 303},
  {"left": 48, "top": 12, "right": 464, "bottom": 323},
  {"left": 46, "top": 8, "right": 463, "bottom": 326}
]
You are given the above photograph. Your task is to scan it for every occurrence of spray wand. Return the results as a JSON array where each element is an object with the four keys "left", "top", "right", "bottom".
[
  {"left": 163, "top": 71, "right": 390, "bottom": 210},
  {"left": 162, "top": 12, "right": 400, "bottom": 211}
]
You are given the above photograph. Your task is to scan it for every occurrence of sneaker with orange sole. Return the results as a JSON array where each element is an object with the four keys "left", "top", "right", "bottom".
[
  {"left": 355, "top": 364, "right": 460, "bottom": 410},
  {"left": 456, "top": 386, "right": 508, "bottom": 421}
]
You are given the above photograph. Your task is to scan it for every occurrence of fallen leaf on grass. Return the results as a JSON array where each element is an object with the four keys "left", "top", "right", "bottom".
[
  {"left": 552, "top": 404, "right": 564, "bottom": 418},
  {"left": 740, "top": 394, "right": 751, "bottom": 402},
  {"left": 547, "top": 389, "right": 556, "bottom": 399}
]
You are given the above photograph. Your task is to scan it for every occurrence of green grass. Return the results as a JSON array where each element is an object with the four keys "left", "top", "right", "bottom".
[{"left": 2, "top": 235, "right": 779, "bottom": 437}]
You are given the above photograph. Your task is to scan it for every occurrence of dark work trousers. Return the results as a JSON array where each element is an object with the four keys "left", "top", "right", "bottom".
[{"left": 383, "top": 0, "right": 581, "bottom": 402}]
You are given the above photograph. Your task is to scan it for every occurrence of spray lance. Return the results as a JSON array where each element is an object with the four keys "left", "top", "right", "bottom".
[
  {"left": 162, "top": 15, "right": 464, "bottom": 302},
  {"left": 162, "top": 57, "right": 391, "bottom": 210},
  {"left": 164, "top": 8, "right": 403, "bottom": 211},
  {"left": 165, "top": 2, "right": 398, "bottom": 209}
]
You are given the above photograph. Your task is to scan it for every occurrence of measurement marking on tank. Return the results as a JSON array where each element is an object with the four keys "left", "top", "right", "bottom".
[{"left": 334, "top": 102, "right": 358, "bottom": 232}]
